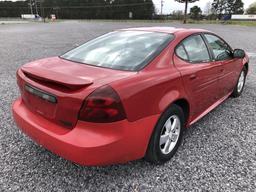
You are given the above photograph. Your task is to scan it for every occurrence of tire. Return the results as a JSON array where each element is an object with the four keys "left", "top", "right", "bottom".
[
  {"left": 231, "top": 67, "right": 247, "bottom": 98},
  {"left": 145, "top": 104, "right": 185, "bottom": 164}
]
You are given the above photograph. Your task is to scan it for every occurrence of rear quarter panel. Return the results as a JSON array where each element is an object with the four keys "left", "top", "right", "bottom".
[{"left": 110, "top": 43, "right": 189, "bottom": 122}]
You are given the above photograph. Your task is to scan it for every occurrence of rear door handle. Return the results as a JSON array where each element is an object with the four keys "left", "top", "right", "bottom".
[
  {"left": 220, "top": 68, "right": 224, "bottom": 73},
  {"left": 189, "top": 74, "right": 197, "bottom": 80}
]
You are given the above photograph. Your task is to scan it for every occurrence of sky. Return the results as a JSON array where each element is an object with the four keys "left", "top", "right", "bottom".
[
  {"left": 153, "top": 0, "right": 253, "bottom": 14},
  {"left": 0, "top": 0, "right": 254, "bottom": 14}
]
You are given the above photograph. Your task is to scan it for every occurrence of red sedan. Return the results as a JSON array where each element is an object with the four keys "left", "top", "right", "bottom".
[{"left": 12, "top": 27, "right": 249, "bottom": 166}]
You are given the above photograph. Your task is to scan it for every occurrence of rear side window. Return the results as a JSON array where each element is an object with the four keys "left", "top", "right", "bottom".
[
  {"left": 204, "top": 34, "right": 232, "bottom": 61},
  {"left": 176, "top": 35, "right": 210, "bottom": 63},
  {"left": 176, "top": 45, "right": 188, "bottom": 61}
]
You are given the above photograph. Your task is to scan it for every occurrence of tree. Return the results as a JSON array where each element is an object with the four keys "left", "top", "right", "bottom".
[
  {"left": 247, "top": 2, "right": 256, "bottom": 14},
  {"left": 175, "top": 0, "right": 199, "bottom": 24},
  {"left": 172, "top": 10, "right": 183, "bottom": 20},
  {"left": 204, "top": 1, "right": 212, "bottom": 15},
  {"left": 0, "top": 0, "right": 155, "bottom": 19},
  {"left": 227, "top": 0, "right": 244, "bottom": 14},
  {"left": 190, "top": 5, "right": 202, "bottom": 20},
  {"left": 212, "top": 0, "right": 227, "bottom": 18},
  {"left": 212, "top": 0, "right": 244, "bottom": 19}
]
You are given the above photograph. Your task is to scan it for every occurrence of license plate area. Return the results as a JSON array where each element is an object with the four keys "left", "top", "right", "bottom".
[
  {"left": 25, "top": 84, "right": 57, "bottom": 104},
  {"left": 23, "top": 84, "right": 57, "bottom": 119}
]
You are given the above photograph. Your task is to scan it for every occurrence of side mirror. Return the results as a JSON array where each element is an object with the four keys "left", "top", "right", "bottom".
[{"left": 233, "top": 49, "right": 245, "bottom": 58}]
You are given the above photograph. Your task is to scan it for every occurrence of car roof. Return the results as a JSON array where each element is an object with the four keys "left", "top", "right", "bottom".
[{"left": 120, "top": 27, "right": 210, "bottom": 35}]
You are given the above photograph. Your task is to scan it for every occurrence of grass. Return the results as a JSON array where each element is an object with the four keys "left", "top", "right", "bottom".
[
  {"left": 78, "top": 19, "right": 256, "bottom": 27},
  {"left": 1, "top": 18, "right": 256, "bottom": 27},
  {"left": 77, "top": 19, "right": 175, "bottom": 23},
  {"left": 187, "top": 19, "right": 256, "bottom": 27}
]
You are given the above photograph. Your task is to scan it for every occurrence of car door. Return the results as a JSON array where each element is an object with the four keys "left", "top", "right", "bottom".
[
  {"left": 174, "top": 34, "right": 224, "bottom": 118},
  {"left": 203, "top": 33, "right": 241, "bottom": 97}
]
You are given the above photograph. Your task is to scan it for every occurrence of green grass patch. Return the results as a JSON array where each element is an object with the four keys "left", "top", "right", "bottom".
[
  {"left": 187, "top": 19, "right": 256, "bottom": 27},
  {"left": 77, "top": 19, "right": 256, "bottom": 27}
]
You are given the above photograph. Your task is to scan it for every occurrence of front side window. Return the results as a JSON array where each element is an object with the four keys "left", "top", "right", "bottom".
[
  {"left": 61, "top": 31, "right": 174, "bottom": 71},
  {"left": 204, "top": 34, "right": 232, "bottom": 61},
  {"left": 176, "top": 35, "right": 210, "bottom": 63}
]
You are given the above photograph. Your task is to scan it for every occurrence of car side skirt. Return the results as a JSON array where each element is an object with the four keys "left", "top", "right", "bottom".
[{"left": 188, "top": 91, "right": 232, "bottom": 126}]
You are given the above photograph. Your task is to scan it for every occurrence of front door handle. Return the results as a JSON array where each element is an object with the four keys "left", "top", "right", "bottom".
[
  {"left": 189, "top": 74, "right": 197, "bottom": 80},
  {"left": 220, "top": 68, "right": 224, "bottom": 73}
]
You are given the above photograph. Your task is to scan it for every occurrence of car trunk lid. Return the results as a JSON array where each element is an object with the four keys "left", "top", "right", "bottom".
[{"left": 18, "top": 57, "right": 136, "bottom": 129}]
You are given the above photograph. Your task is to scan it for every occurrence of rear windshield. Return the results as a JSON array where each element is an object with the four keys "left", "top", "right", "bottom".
[{"left": 61, "top": 31, "right": 174, "bottom": 71}]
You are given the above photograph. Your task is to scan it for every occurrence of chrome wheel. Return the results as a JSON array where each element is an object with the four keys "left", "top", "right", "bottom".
[
  {"left": 237, "top": 70, "right": 245, "bottom": 93},
  {"left": 159, "top": 115, "right": 181, "bottom": 155}
]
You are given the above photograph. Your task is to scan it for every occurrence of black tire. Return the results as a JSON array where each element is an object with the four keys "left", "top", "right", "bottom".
[
  {"left": 231, "top": 67, "right": 247, "bottom": 98},
  {"left": 145, "top": 104, "right": 185, "bottom": 164}
]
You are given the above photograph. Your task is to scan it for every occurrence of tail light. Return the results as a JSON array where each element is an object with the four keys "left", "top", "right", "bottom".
[
  {"left": 78, "top": 85, "right": 126, "bottom": 123},
  {"left": 17, "top": 69, "right": 23, "bottom": 91}
]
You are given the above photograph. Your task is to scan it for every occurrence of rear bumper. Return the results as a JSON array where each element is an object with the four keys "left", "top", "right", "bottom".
[{"left": 12, "top": 98, "right": 158, "bottom": 166}]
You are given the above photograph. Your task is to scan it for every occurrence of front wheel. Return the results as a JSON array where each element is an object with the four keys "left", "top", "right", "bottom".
[
  {"left": 145, "top": 104, "right": 185, "bottom": 164},
  {"left": 231, "top": 67, "right": 247, "bottom": 98}
]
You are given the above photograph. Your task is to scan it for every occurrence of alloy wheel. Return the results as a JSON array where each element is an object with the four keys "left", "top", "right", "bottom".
[
  {"left": 159, "top": 115, "right": 181, "bottom": 155},
  {"left": 237, "top": 70, "right": 245, "bottom": 93}
]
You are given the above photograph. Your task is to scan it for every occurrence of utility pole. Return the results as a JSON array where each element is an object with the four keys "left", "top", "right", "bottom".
[
  {"left": 29, "top": 0, "right": 33, "bottom": 15},
  {"left": 161, "top": 0, "right": 164, "bottom": 15},
  {"left": 183, "top": 0, "right": 188, "bottom": 24},
  {"left": 35, "top": 0, "right": 39, "bottom": 16},
  {"left": 40, "top": 0, "right": 45, "bottom": 22}
]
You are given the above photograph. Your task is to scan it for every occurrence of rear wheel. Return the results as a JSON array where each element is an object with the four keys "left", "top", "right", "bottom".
[
  {"left": 145, "top": 104, "right": 185, "bottom": 164},
  {"left": 231, "top": 67, "right": 247, "bottom": 98}
]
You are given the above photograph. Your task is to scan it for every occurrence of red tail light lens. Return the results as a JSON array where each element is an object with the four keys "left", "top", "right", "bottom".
[{"left": 78, "top": 85, "right": 126, "bottom": 123}]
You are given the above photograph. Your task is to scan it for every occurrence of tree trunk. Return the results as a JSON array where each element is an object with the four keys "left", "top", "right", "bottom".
[{"left": 183, "top": 0, "right": 188, "bottom": 24}]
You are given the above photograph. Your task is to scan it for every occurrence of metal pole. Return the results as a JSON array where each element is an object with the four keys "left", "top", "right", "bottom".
[
  {"left": 183, "top": 0, "right": 188, "bottom": 24},
  {"left": 29, "top": 0, "right": 33, "bottom": 15},
  {"left": 35, "top": 0, "right": 39, "bottom": 16},
  {"left": 43, "top": 7, "right": 45, "bottom": 22},
  {"left": 39, "top": 0, "right": 45, "bottom": 22},
  {"left": 161, "top": 0, "right": 164, "bottom": 15}
]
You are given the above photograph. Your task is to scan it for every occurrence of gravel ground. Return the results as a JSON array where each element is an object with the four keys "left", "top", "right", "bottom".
[{"left": 0, "top": 21, "right": 255, "bottom": 192}]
